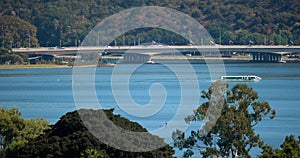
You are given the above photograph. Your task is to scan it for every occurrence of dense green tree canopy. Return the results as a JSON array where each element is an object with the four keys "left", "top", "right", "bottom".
[
  {"left": 0, "top": 48, "right": 28, "bottom": 65},
  {"left": 0, "top": 108, "right": 49, "bottom": 157},
  {"left": 0, "top": 0, "right": 299, "bottom": 48},
  {"left": 173, "top": 81, "right": 276, "bottom": 157},
  {"left": 0, "top": 15, "right": 39, "bottom": 48},
  {"left": 260, "top": 135, "right": 300, "bottom": 158},
  {"left": 18, "top": 109, "right": 175, "bottom": 158},
  {"left": 80, "top": 148, "right": 108, "bottom": 158}
]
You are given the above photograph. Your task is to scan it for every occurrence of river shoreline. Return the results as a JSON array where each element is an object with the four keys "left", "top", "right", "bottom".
[
  {"left": 0, "top": 63, "right": 118, "bottom": 70},
  {"left": 0, "top": 64, "right": 72, "bottom": 70},
  {"left": 1, "top": 56, "right": 299, "bottom": 69}
]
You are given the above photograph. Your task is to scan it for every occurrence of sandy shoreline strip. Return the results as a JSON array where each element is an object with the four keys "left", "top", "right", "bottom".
[{"left": 1, "top": 56, "right": 298, "bottom": 69}]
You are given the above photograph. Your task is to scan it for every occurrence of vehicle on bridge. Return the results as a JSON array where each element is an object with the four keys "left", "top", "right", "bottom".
[{"left": 220, "top": 75, "right": 262, "bottom": 82}]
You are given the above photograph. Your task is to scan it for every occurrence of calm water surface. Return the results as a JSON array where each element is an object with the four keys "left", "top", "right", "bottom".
[{"left": 0, "top": 62, "right": 299, "bottom": 156}]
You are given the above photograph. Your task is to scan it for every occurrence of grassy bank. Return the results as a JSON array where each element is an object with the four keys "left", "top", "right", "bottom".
[
  {"left": 0, "top": 63, "right": 117, "bottom": 69},
  {"left": 0, "top": 64, "right": 71, "bottom": 69}
]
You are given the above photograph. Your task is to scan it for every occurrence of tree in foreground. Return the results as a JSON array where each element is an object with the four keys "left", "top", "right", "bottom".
[
  {"left": 0, "top": 108, "right": 49, "bottom": 157},
  {"left": 18, "top": 109, "right": 175, "bottom": 158},
  {"left": 173, "top": 81, "right": 276, "bottom": 157},
  {"left": 260, "top": 135, "right": 300, "bottom": 158}
]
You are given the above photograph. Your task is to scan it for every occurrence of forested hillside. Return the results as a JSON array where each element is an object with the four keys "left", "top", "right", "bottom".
[{"left": 0, "top": 0, "right": 299, "bottom": 48}]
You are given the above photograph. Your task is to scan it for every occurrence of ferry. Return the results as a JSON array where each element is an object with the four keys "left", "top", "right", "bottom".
[{"left": 220, "top": 75, "right": 262, "bottom": 82}]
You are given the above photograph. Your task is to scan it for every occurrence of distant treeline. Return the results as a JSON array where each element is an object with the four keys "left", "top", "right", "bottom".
[{"left": 0, "top": 0, "right": 299, "bottom": 48}]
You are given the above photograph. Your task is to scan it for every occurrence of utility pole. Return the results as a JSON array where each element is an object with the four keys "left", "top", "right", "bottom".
[
  {"left": 219, "top": 27, "right": 222, "bottom": 45},
  {"left": 138, "top": 37, "right": 140, "bottom": 45},
  {"left": 97, "top": 32, "right": 100, "bottom": 46},
  {"left": 188, "top": 30, "right": 192, "bottom": 45},
  {"left": 123, "top": 35, "right": 125, "bottom": 46},
  {"left": 28, "top": 35, "right": 30, "bottom": 48},
  {"left": 279, "top": 30, "right": 282, "bottom": 45},
  {"left": 59, "top": 26, "right": 62, "bottom": 47},
  {"left": 264, "top": 36, "right": 267, "bottom": 46},
  {"left": 28, "top": 30, "right": 30, "bottom": 48}
]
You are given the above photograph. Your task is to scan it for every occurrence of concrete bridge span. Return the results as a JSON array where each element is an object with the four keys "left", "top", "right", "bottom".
[{"left": 12, "top": 45, "right": 300, "bottom": 63}]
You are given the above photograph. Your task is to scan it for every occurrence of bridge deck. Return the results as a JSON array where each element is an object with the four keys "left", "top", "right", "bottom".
[{"left": 12, "top": 45, "right": 300, "bottom": 55}]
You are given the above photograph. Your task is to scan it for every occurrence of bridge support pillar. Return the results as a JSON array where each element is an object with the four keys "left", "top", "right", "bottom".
[
  {"left": 271, "top": 54, "right": 274, "bottom": 62},
  {"left": 252, "top": 53, "right": 256, "bottom": 61},
  {"left": 259, "top": 53, "right": 262, "bottom": 61},
  {"left": 276, "top": 55, "right": 281, "bottom": 62},
  {"left": 123, "top": 53, "right": 151, "bottom": 63},
  {"left": 251, "top": 53, "right": 282, "bottom": 63}
]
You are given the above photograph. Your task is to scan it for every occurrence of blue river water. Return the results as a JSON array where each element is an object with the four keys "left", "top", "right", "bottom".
[{"left": 0, "top": 62, "right": 299, "bottom": 157}]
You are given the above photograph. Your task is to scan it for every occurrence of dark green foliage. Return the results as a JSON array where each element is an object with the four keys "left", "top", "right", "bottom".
[
  {"left": 113, "top": 28, "right": 190, "bottom": 46},
  {"left": 0, "top": 108, "right": 49, "bottom": 157},
  {"left": 0, "top": 54, "right": 23, "bottom": 64},
  {"left": 0, "top": 48, "right": 28, "bottom": 65},
  {"left": 174, "top": 81, "right": 276, "bottom": 157},
  {"left": 0, "top": 48, "right": 10, "bottom": 55},
  {"left": 80, "top": 148, "right": 108, "bottom": 158},
  {"left": 0, "top": 15, "right": 39, "bottom": 48},
  {"left": 260, "top": 135, "right": 300, "bottom": 158},
  {"left": 18, "top": 109, "right": 175, "bottom": 158},
  {"left": 0, "top": 0, "right": 299, "bottom": 47}
]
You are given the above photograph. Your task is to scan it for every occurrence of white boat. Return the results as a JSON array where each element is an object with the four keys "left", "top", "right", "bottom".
[
  {"left": 146, "top": 59, "right": 156, "bottom": 64},
  {"left": 220, "top": 75, "right": 262, "bottom": 82},
  {"left": 279, "top": 59, "right": 286, "bottom": 63}
]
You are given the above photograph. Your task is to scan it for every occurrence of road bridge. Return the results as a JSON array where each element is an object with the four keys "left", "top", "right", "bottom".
[{"left": 13, "top": 45, "right": 300, "bottom": 63}]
